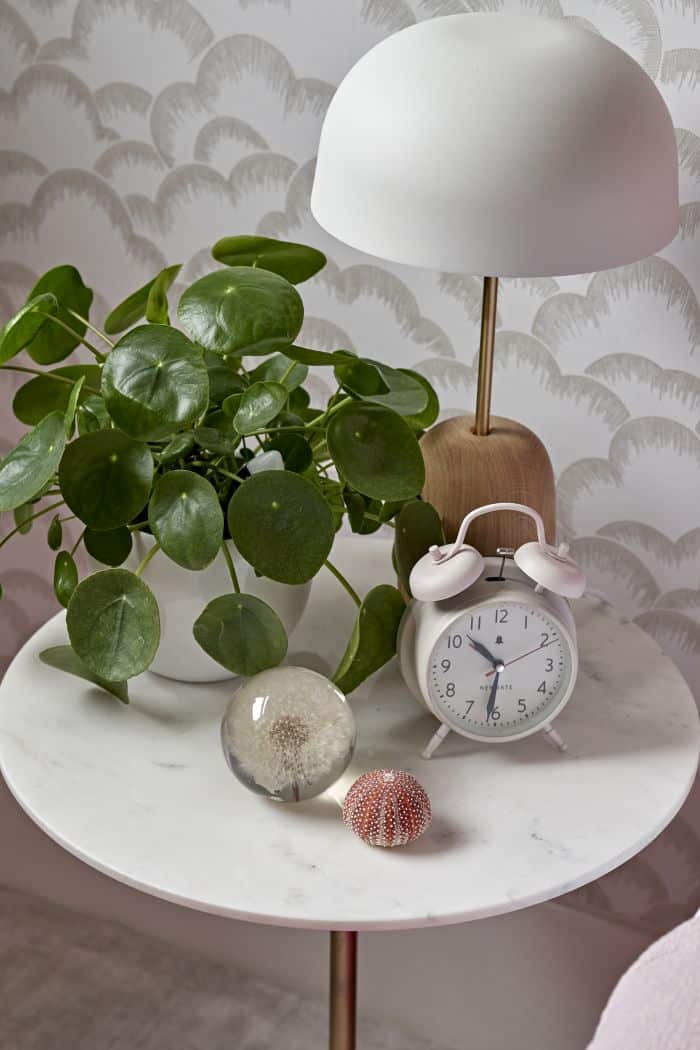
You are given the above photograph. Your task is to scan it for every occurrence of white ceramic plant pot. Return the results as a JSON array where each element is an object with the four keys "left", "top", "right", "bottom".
[{"left": 87, "top": 533, "right": 311, "bottom": 683}]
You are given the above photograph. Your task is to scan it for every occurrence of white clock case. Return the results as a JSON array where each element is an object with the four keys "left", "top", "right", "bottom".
[{"left": 397, "top": 558, "right": 579, "bottom": 744}]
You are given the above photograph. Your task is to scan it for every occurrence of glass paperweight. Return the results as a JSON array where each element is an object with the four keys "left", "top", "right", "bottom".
[{"left": 220, "top": 666, "right": 356, "bottom": 802}]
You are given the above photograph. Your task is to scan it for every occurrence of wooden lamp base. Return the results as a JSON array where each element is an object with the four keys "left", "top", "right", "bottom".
[{"left": 420, "top": 413, "right": 556, "bottom": 554}]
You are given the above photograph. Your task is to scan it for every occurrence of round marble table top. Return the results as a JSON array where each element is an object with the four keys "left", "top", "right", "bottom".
[{"left": 0, "top": 538, "right": 698, "bottom": 931}]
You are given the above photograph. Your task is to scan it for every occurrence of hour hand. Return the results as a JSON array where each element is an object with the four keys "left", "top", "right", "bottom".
[
  {"left": 486, "top": 672, "right": 500, "bottom": 721},
  {"left": 466, "top": 634, "right": 498, "bottom": 668}
]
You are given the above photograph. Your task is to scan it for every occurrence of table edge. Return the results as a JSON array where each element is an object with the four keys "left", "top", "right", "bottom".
[{"left": 1, "top": 609, "right": 698, "bottom": 931}]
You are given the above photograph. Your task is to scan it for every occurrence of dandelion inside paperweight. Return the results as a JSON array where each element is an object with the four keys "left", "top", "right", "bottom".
[{"left": 220, "top": 666, "right": 356, "bottom": 802}]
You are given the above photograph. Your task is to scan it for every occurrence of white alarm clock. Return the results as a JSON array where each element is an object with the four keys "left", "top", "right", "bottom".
[{"left": 397, "top": 503, "right": 586, "bottom": 758}]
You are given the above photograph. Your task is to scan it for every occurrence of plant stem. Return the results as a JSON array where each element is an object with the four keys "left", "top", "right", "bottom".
[
  {"left": 279, "top": 360, "right": 297, "bottom": 385},
  {"left": 37, "top": 312, "right": 106, "bottom": 362},
  {"left": 0, "top": 499, "right": 64, "bottom": 549},
  {"left": 251, "top": 423, "right": 324, "bottom": 437},
  {"left": 135, "top": 542, "right": 160, "bottom": 577},
  {"left": 324, "top": 559, "right": 361, "bottom": 607},
  {"left": 220, "top": 541, "right": 240, "bottom": 593},
  {"left": 214, "top": 466, "right": 247, "bottom": 484},
  {"left": 0, "top": 364, "right": 100, "bottom": 394},
  {"left": 70, "top": 527, "right": 86, "bottom": 556},
  {"left": 66, "top": 309, "right": 115, "bottom": 349},
  {"left": 306, "top": 397, "right": 351, "bottom": 430},
  {"left": 364, "top": 513, "right": 396, "bottom": 529}
]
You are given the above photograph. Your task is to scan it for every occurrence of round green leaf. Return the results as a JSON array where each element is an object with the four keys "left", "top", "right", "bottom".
[
  {"left": 40, "top": 645, "right": 129, "bottom": 704},
  {"left": 12, "top": 365, "right": 101, "bottom": 426},
  {"left": 250, "top": 354, "right": 308, "bottom": 391},
  {"left": 211, "top": 235, "right": 326, "bottom": 284},
  {"left": 205, "top": 351, "right": 245, "bottom": 403},
  {"left": 0, "top": 294, "right": 57, "bottom": 364},
  {"left": 59, "top": 430, "right": 153, "bottom": 531},
  {"left": 54, "top": 550, "right": 78, "bottom": 608},
  {"left": 333, "top": 584, "right": 406, "bottom": 694},
  {"left": 177, "top": 267, "right": 303, "bottom": 357},
  {"left": 193, "top": 592, "right": 287, "bottom": 676},
  {"left": 343, "top": 490, "right": 382, "bottom": 535},
  {"left": 104, "top": 265, "right": 181, "bottom": 335},
  {"left": 159, "top": 431, "right": 196, "bottom": 465},
  {"left": 64, "top": 375, "right": 86, "bottom": 438},
  {"left": 401, "top": 370, "right": 440, "bottom": 430},
  {"left": 149, "top": 471, "right": 223, "bottom": 570},
  {"left": 101, "top": 325, "right": 209, "bottom": 441},
  {"left": 25, "top": 266, "right": 93, "bottom": 364},
  {"left": 192, "top": 426, "right": 239, "bottom": 456},
  {"left": 221, "top": 392, "right": 243, "bottom": 419},
  {"left": 67, "top": 568, "right": 160, "bottom": 679},
  {"left": 84, "top": 526, "right": 133, "bottom": 567},
  {"left": 47, "top": 515, "right": 63, "bottom": 550},
  {"left": 0, "top": 411, "right": 66, "bottom": 512},
  {"left": 227, "top": 471, "right": 334, "bottom": 584},
  {"left": 327, "top": 402, "right": 425, "bottom": 502},
  {"left": 266, "top": 433, "right": 312, "bottom": 473},
  {"left": 335, "top": 357, "right": 429, "bottom": 417},
  {"left": 77, "top": 394, "right": 110, "bottom": 435},
  {"left": 288, "top": 387, "right": 310, "bottom": 412},
  {"left": 145, "top": 264, "right": 182, "bottom": 325},
  {"left": 280, "top": 345, "right": 348, "bottom": 366},
  {"left": 234, "top": 381, "right": 287, "bottom": 435},
  {"left": 13, "top": 503, "right": 33, "bottom": 535},
  {"left": 393, "top": 500, "right": 445, "bottom": 596}
]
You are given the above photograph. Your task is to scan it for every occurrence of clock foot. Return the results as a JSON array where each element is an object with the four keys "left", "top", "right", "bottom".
[
  {"left": 422, "top": 723, "right": 451, "bottom": 759},
  {"left": 542, "top": 723, "right": 568, "bottom": 753}
]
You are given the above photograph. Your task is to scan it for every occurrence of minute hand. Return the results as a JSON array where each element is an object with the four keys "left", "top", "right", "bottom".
[{"left": 484, "top": 638, "right": 557, "bottom": 677}]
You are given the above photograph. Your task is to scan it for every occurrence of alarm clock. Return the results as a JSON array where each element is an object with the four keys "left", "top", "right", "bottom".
[{"left": 397, "top": 502, "right": 586, "bottom": 757}]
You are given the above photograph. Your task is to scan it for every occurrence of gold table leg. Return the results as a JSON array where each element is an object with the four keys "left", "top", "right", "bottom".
[{"left": 329, "top": 930, "right": 357, "bottom": 1050}]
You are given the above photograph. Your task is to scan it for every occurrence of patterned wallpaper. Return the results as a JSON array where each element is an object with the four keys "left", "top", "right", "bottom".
[{"left": 1, "top": 0, "right": 699, "bottom": 932}]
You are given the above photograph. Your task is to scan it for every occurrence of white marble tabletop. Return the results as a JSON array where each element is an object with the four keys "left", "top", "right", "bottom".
[{"left": 0, "top": 538, "right": 698, "bottom": 931}]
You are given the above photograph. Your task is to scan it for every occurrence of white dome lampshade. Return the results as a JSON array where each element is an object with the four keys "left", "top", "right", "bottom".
[
  {"left": 310, "top": 14, "right": 680, "bottom": 556},
  {"left": 310, "top": 14, "right": 678, "bottom": 278}
]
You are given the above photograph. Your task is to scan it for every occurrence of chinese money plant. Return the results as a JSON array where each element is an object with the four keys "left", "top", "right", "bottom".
[{"left": 0, "top": 236, "right": 443, "bottom": 702}]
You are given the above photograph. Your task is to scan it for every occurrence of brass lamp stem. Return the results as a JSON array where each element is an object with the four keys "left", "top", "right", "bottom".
[{"left": 474, "top": 275, "right": 498, "bottom": 436}]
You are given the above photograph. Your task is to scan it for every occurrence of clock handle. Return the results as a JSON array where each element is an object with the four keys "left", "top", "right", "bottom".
[{"left": 434, "top": 502, "right": 547, "bottom": 565}]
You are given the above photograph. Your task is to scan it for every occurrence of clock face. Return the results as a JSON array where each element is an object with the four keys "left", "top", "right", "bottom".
[{"left": 427, "top": 600, "right": 574, "bottom": 739}]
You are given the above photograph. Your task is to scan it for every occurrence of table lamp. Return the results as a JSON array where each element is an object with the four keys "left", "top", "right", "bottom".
[{"left": 310, "top": 14, "right": 679, "bottom": 553}]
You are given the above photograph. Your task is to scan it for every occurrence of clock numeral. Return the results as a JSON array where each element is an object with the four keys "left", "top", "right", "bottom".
[
  {"left": 447, "top": 634, "right": 462, "bottom": 649},
  {"left": 540, "top": 632, "right": 550, "bottom": 646},
  {"left": 523, "top": 615, "right": 528, "bottom": 630},
  {"left": 490, "top": 708, "right": 501, "bottom": 721},
  {"left": 495, "top": 608, "right": 508, "bottom": 624},
  {"left": 469, "top": 615, "right": 482, "bottom": 631},
  {"left": 545, "top": 657, "right": 554, "bottom": 672},
  {"left": 518, "top": 699, "right": 527, "bottom": 713},
  {"left": 537, "top": 680, "right": 547, "bottom": 695},
  {"left": 445, "top": 682, "right": 455, "bottom": 697},
  {"left": 465, "top": 701, "right": 474, "bottom": 714},
  {"left": 441, "top": 659, "right": 451, "bottom": 672}
]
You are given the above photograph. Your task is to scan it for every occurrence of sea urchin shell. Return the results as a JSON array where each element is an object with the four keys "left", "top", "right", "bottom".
[{"left": 342, "top": 769, "right": 431, "bottom": 847}]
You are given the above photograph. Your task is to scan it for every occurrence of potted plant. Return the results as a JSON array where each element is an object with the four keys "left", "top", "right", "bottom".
[{"left": 0, "top": 237, "right": 445, "bottom": 700}]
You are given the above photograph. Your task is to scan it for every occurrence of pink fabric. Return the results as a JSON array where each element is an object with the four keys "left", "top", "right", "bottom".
[{"left": 588, "top": 913, "right": 700, "bottom": 1049}]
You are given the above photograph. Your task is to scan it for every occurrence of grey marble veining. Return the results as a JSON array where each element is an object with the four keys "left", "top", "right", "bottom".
[{"left": 0, "top": 539, "right": 697, "bottom": 932}]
